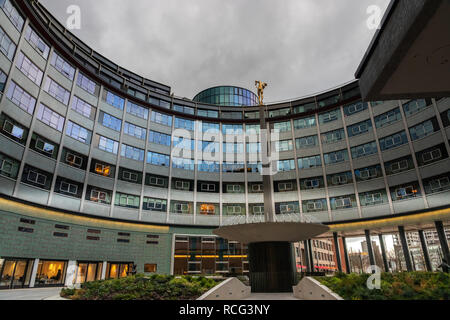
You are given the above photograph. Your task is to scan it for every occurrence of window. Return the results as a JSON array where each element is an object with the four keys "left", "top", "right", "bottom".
[
  {"left": 151, "top": 111, "right": 172, "bottom": 126},
  {"left": 424, "top": 175, "right": 450, "bottom": 194},
  {"left": 328, "top": 172, "right": 352, "bottom": 186},
  {"left": 127, "top": 101, "right": 148, "bottom": 120},
  {"left": 144, "top": 264, "right": 157, "bottom": 272},
  {"left": 115, "top": 193, "right": 140, "bottom": 209},
  {"left": 6, "top": 81, "right": 36, "bottom": 114},
  {"left": 197, "top": 109, "right": 218, "bottom": 118},
  {"left": 390, "top": 183, "right": 421, "bottom": 201},
  {"left": 379, "top": 131, "right": 408, "bottom": 151},
  {"left": 324, "top": 150, "right": 348, "bottom": 164},
  {"left": 409, "top": 118, "right": 437, "bottom": 141},
  {"left": 174, "top": 137, "right": 195, "bottom": 151},
  {"left": 390, "top": 159, "right": 409, "bottom": 174},
  {"left": 98, "top": 135, "right": 119, "bottom": 154},
  {"left": 173, "top": 104, "right": 194, "bottom": 115},
  {"left": 147, "top": 151, "right": 170, "bottom": 167},
  {"left": 59, "top": 180, "right": 79, "bottom": 196},
  {"left": 319, "top": 109, "right": 340, "bottom": 124},
  {"left": 24, "top": 26, "right": 49, "bottom": 59},
  {"left": 332, "top": 197, "right": 353, "bottom": 209},
  {"left": 93, "top": 162, "right": 112, "bottom": 177},
  {"left": 277, "top": 159, "right": 296, "bottom": 172},
  {"left": 344, "top": 102, "right": 368, "bottom": 116},
  {"left": 174, "top": 117, "right": 194, "bottom": 131},
  {"left": 200, "top": 183, "right": 216, "bottom": 192},
  {"left": 103, "top": 91, "right": 124, "bottom": 110},
  {"left": 296, "top": 136, "right": 318, "bottom": 149},
  {"left": 16, "top": 51, "right": 43, "bottom": 85},
  {"left": 1, "top": 0, "right": 24, "bottom": 31},
  {"left": 67, "top": 121, "right": 92, "bottom": 144},
  {"left": 50, "top": 52, "right": 75, "bottom": 80},
  {"left": 148, "top": 175, "right": 167, "bottom": 187},
  {"left": 223, "top": 142, "right": 244, "bottom": 153},
  {"left": 226, "top": 184, "right": 241, "bottom": 193},
  {"left": 278, "top": 203, "right": 298, "bottom": 214},
  {"left": 173, "top": 203, "right": 190, "bottom": 214},
  {"left": 71, "top": 96, "right": 94, "bottom": 119},
  {"left": 121, "top": 144, "right": 144, "bottom": 162},
  {"left": 246, "top": 142, "right": 261, "bottom": 153},
  {"left": 1, "top": 114, "right": 27, "bottom": 143},
  {"left": 361, "top": 191, "right": 384, "bottom": 206},
  {"left": 304, "top": 200, "right": 325, "bottom": 212},
  {"left": 145, "top": 198, "right": 167, "bottom": 212},
  {"left": 252, "top": 205, "right": 264, "bottom": 215},
  {"left": 375, "top": 108, "right": 401, "bottom": 128},
  {"left": 149, "top": 131, "right": 171, "bottom": 146},
  {"left": 226, "top": 205, "right": 242, "bottom": 215},
  {"left": 347, "top": 120, "right": 372, "bottom": 137},
  {"left": 422, "top": 149, "right": 442, "bottom": 164},
  {"left": 36, "top": 104, "right": 65, "bottom": 132},
  {"left": 122, "top": 170, "right": 138, "bottom": 182},
  {"left": 99, "top": 111, "right": 122, "bottom": 132},
  {"left": 403, "top": 99, "right": 431, "bottom": 117},
  {"left": 65, "top": 152, "right": 83, "bottom": 169},
  {"left": 351, "top": 142, "right": 378, "bottom": 159},
  {"left": 298, "top": 155, "right": 321, "bottom": 169},
  {"left": 301, "top": 177, "right": 323, "bottom": 190},
  {"left": 175, "top": 180, "right": 190, "bottom": 190},
  {"left": 355, "top": 165, "right": 381, "bottom": 181},
  {"left": 77, "top": 73, "right": 97, "bottom": 95},
  {"left": 27, "top": 170, "right": 47, "bottom": 186},
  {"left": 0, "top": 153, "right": 19, "bottom": 179},
  {"left": 34, "top": 136, "right": 56, "bottom": 156},
  {"left": 321, "top": 129, "right": 344, "bottom": 144},
  {"left": 201, "top": 122, "right": 220, "bottom": 133},
  {"left": 198, "top": 160, "right": 219, "bottom": 172},
  {"left": 294, "top": 116, "right": 316, "bottom": 130},
  {"left": 278, "top": 182, "right": 293, "bottom": 192},
  {"left": 245, "top": 124, "right": 260, "bottom": 134},
  {"left": 43, "top": 77, "right": 70, "bottom": 105},
  {"left": 251, "top": 184, "right": 263, "bottom": 193},
  {"left": 173, "top": 157, "right": 195, "bottom": 171},
  {"left": 123, "top": 122, "right": 146, "bottom": 140},
  {"left": 222, "top": 124, "right": 243, "bottom": 135},
  {"left": 0, "top": 26, "right": 16, "bottom": 60},
  {"left": 87, "top": 188, "right": 110, "bottom": 204},
  {"left": 273, "top": 121, "right": 291, "bottom": 133}
]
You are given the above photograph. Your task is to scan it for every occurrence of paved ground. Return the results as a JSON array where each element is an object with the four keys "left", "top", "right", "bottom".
[
  {"left": 243, "top": 293, "right": 300, "bottom": 300},
  {"left": 0, "top": 287, "right": 64, "bottom": 300}
]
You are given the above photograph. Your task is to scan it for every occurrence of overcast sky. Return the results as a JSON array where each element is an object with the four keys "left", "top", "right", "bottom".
[{"left": 41, "top": 0, "right": 390, "bottom": 103}]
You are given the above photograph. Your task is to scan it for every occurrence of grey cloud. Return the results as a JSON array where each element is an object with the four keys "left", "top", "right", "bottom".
[{"left": 41, "top": 0, "right": 390, "bottom": 102}]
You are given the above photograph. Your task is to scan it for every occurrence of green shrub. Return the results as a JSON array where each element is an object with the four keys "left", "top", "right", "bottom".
[
  {"left": 61, "top": 274, "right": 220, "bottom": 300},
  {"left": 315, "top": 272, "right": 450, "bottom": 300}
]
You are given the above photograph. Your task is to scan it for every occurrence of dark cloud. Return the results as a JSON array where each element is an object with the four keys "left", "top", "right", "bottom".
[{"left": 40, "top": 0, "right": 390, "bottom": 102}]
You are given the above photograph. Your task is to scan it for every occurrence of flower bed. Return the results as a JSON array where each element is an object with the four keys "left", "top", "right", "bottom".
[
  {"left": 61, "top": 274, "right": 220, "bottom": 300},
  {"left": 315, "top": 272, "right": 450, "bottom": 300}
]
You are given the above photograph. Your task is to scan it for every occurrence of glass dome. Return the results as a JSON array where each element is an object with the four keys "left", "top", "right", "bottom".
[{"left": 194, "top": 86, "right": 258, "bottom": 107}]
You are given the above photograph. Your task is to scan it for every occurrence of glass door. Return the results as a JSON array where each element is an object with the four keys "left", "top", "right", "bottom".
[{"left": 0, "top": 259, "right": 34, "bottom": 289}]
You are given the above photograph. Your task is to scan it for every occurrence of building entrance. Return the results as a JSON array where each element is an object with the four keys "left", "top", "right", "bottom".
[{"left": 0, "top": 258, "right": 34, "bottom": 289}]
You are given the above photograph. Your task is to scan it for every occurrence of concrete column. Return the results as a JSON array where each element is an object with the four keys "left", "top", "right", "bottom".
[
  {"left": 303, "top": 240, "right": 311, "bottom": 273},
  {"left": 333, "top": 232, "right": 342, "bottom": 272},
  {"left": 28, "top": 258, "right": 39, "bottom": 288},
  {"left": 378, "top": 234, "right": 390, "bottom": 272},
  {"left": 342, "top": 237, "right": 351, "bottom": 274},
  {"left": 364, "top": 230, "right": 376, "bottom": 268},
  {"left": 418, "top": 230, "right": 432, "bottom": 272},
  {"left": 308, "top": 239, "right": 315, "bottom": 272},
  {"left": 398, "top": 226, "right": 413, "bottom": 271},
  {"left": 64, "top": 261, "right": 77, "bottom": 287},
  {"left": 101, "top": 261, "right": 108, "bottom": 280},
  {"left": 435, "top": 221, "right": 450, "bottom": 269}
]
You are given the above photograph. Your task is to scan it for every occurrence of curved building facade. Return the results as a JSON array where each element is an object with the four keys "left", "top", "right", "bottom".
[
  {"left": 193, "top": 86, "right": 258, "bottom": 107},
  {"left": 0, "top": 0, "right": 449, "bottom": 287}
]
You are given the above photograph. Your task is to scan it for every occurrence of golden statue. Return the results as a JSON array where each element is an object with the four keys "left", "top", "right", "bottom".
[{"left": 255, "top": 81, "right": 267, "bottom": 105}]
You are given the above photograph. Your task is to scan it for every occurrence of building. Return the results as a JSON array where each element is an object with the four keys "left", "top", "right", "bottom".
[
  {"left": 294, "top": 239, "right": 336, "bottom": 273},
  {"left": 0, "top": 0, "right": 449, "bottom": 290}
]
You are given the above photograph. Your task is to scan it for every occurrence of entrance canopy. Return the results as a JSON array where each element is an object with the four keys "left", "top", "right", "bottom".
[{"left": 356, "top": 0, "right": 450, "bottom": 101}]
